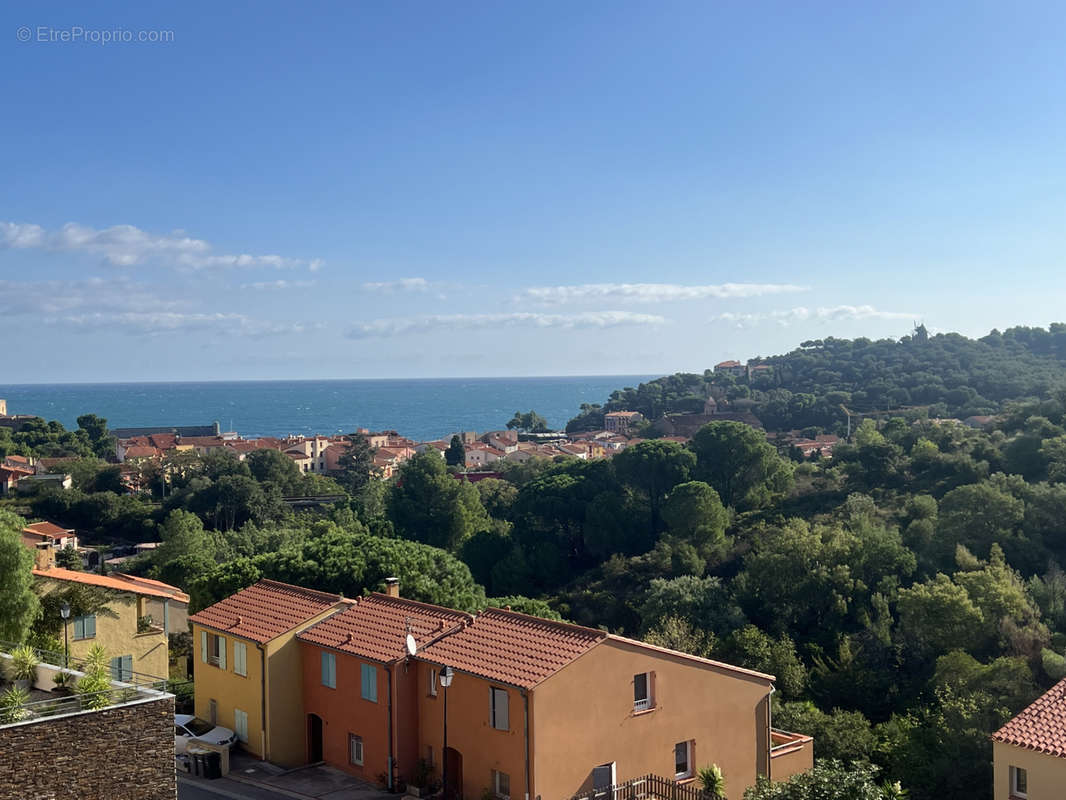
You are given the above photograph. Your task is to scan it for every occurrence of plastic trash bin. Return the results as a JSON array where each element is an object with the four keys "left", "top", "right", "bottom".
[{"left": 204, "top": 751, "right": 222, "bottom": 779}]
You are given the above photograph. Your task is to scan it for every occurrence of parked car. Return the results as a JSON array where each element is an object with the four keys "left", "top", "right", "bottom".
[{"left": 174, "top": 714, "right": 237, "bottom": 753}]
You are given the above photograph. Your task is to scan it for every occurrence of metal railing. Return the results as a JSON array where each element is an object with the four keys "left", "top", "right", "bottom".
[
  {"left": 1, "top": 682, "right": 170, "bottom": 725},
  {"left": 569, "top": 775, "right": 708, "bottom": 800},
  {"left": 0, "top": 640, "right": 171, "bottom": 690}
]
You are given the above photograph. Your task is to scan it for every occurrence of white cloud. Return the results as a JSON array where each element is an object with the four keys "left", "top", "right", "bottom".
[
  {"left": 713, "top": 305, "right": 917, "bottom": 327},
  {"left": 52, "top": 311, "right": 320, "bottom": 337},
  {"left": 0, "top": 220, "right": 321, "bottom": 272},
  {"left": 241, "top": 279, "right": 317, "bottom": 290},
  {"left": 347, "top": 310, "right": 665, "bottom": 338},
  {"left": 521, "top": 282, "right": 808, "bottom": 304},
  {"left": 361, "top": 277, "right": 430, "bottom": 292},
  {"left": 0, "top": 277, "right": 181, "bottom": 315}
]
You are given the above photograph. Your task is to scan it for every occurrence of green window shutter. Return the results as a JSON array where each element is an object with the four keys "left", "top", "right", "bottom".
[
  {"left": 218, "top": 636, "right": 227, "bottom": 670},
  {"left": 73, "top": 617, "right": 83, "bottom": 639},
  {"left": 87, "top": 615, "right": 96, "bottom": 637},
  {"left": 361, "top": 663, "right": 377, "bottom": 701},
  {"left": 201, "top": 630, "right": 208, "bottom": 663}
]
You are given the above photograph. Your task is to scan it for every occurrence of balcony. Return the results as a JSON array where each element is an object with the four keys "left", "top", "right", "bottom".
[
  {"left": 0, "top": 646, "right": 176, "bottom": 799},
  {"left": 770, "top": 728, "right": 814, "bottom": 781}
]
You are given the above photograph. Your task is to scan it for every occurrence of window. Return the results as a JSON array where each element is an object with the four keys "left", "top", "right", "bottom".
[
  {"left": 674, "top": 740, "right": 693, "bottom": 780},
  {"left": 361, "top": 663, "right": 378, "bottom": 701},
  {"left": 234, "top": 641, "right": 248, "bottom": 677},
  {"left": 73, "top": 614, "right": 96, "bottom": 640},
  {"left": 634, "top": 672, "right": 653, "bottom": 711},
  {"left": 428, "top": 668, "right": 438, "bottom": 696},
  {"left": 349, "top": 734, "right": 364, "bottom": 766},
  {"left": 109, "top": 654, "right": 132, "bottom": 682},
  {"left": 321, "top": 652, "right": 337, "bottom": 689},
  {"left": 201, "top": 631, "right": 226, "bottom": 669},
  {"left": 490, "top": 687, "right": 509, "bottom": 731},
  {"left": 234, "top": 708, "right": 249, "bottom": 743},
  {"left": 1010, "top": 766, "right": 1028, "bottom": 798},
  {"left": 493, "top": 770, "right": 511, "bottom": 799}
]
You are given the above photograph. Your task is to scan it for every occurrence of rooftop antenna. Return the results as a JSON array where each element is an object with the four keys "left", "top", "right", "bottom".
[{"left": 404, "top": 617, "right": 417, "bottom": 657}]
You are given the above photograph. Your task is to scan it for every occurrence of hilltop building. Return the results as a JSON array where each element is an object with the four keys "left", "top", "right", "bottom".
[{"left": 992, "top": 677, "right": 1066, "bottom": 799}]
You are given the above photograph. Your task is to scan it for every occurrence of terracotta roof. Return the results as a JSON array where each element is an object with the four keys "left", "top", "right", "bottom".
[
  {"left": 297, "top": 594, "right": 473, "bottom": 663},
  {"left": 123, "top": 445, "right": 162, "bottom": 459},
  {"left": 189, "top": 579, "right": 343, "bottom": 643},
  {"left": 419, "top": 608, "right": 606, "bottom": 689},
  {"left": 23, "top": 521, "right": 73, "bottom": 537},
  {"left": 605, "top": 411, "right": 642, "bottom": 418},
  {"left": 993, "top": 678, "right": 1066, "bottom": 758},
  {"left": 33, "top": 566, "right": 189, "bottom": 603}
]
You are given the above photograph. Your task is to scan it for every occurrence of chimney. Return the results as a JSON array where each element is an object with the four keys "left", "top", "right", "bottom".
[
  {"left": 34, "top": 544, "right": 55, "bottom": 571},
  {"left": 384, "top": 577, "right": 400, "bottom": 598}
]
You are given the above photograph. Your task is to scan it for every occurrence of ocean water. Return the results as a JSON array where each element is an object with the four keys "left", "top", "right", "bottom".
[{"left": 0, "top": 376, "right": 657, "bottom": 441}]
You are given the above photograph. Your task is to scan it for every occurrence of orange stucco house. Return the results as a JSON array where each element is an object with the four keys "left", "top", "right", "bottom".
[{"left": 295, "top": 580, "right": 812, "bottom": 800}]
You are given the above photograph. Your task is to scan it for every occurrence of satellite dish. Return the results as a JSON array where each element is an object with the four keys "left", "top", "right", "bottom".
[
  {"left": 440, "top": 665, "right": 454, "bottom": 687},
  {"left": 405, "top": 633, "right": 417, "bottom": 657}
]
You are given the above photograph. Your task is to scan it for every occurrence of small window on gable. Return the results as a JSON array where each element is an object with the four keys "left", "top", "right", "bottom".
[
  {"left": 428, "top": 667, "right": 438, "bottom": 697},
  {"left": 1010, "top": 765, "right": 1028, "bottom": 798},
  {"left": 490, "top": 686, "right": 509, "bottom": 731},
  {"left": 634, "top": 671, "right": 653, "bottom": 711}
]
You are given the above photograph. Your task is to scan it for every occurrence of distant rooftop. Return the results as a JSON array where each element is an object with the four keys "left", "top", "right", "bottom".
[{"left": 111, "top": 422, "right": 220, "bottom": 439}]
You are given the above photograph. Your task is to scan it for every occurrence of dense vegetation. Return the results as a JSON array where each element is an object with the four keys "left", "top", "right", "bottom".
[
  {"left": 10, "top": 324, "right": 1066, "bottom": 799},
  {"left": 567, "top": 323, "right": 1066, "bottom": 433}
]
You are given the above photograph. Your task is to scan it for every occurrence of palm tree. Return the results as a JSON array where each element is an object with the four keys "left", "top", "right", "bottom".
[{"left": 697, "top": 764, "right": 726, "bottom": 800}]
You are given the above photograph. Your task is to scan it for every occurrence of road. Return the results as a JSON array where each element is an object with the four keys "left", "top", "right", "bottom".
[{"left": 178, "top": 776, "right": 299, "bottom": 800}]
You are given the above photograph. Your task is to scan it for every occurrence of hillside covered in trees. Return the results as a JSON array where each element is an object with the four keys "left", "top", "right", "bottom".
[
  {"left": 567, "top": 323, "right": 1066, "bottom": 433},
  {"left": 8, "top": 324, "right": 1066, "bottom": 798}
]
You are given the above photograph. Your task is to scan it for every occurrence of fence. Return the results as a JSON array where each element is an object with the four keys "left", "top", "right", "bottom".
[{"left": 569, "top": 774, "right": 708, "bottom": 800}]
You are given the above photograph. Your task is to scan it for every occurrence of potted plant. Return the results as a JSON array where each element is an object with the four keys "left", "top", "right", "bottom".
[
  {"left": 75, "top": 643, "right": 112, "bottom": 710},
  {"left": 0, "top": 686, "right": 31, "bottom": 724},
  {"left": 10, "top": 645, "right": 39, "bottom": 691},
  {"left": 698, "top": 764, "right": 727, "bottom": 800},
  {"left": 51, "top": 670, "right": 75, "bottom": 696},
  {"left": 407, "top": 759, "right": 436, "bottom": 797}
]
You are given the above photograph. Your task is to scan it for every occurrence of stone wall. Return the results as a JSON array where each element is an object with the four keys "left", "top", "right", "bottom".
[{"left": 0, "top": 694, "right": 175, "bottom": 800}]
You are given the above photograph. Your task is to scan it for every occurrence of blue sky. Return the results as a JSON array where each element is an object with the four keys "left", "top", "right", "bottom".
[{"left": 3, "top": 1, "right": 1066, "bottom": 382}]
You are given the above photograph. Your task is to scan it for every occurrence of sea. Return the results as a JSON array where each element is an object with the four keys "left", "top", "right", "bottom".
[{"left": 0, "top": 376, "right": 658, "bottom": 442}]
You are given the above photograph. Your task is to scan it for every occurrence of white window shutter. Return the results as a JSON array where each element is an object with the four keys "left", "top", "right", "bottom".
[
  {"left": 218, "top": 637, "right": 227, "bottom": 670},
  {"left": 201, "top": 630, "right": 207, "bottom": 663}
]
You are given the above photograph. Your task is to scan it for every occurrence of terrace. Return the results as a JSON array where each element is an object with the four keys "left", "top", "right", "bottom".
[{"left": 0, "top": 645, "right": 177, "bottom": 800}]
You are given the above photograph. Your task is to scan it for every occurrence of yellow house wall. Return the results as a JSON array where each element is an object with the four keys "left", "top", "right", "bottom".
[
  {"left": 993, "top": 740, "right": 1066, "bottom": 800},
  {"left": 48, "top": 583, "right": 169, "bottom": 679},
  {"left": 193, "top": 625, "right": 265, "bottom": 759},
  {"left": 193, "top": 603, "right": 346, "bottom": 768},
  {"left": 531, "top": 639, "right": 772, "bottom": 800}
]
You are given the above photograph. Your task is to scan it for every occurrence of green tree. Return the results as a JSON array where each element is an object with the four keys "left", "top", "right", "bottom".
[
  {"left": 661, "top": 481, "right": 729, "bottom": 563},
  {"left": 689, "top": 422, "right": 793, "bottom": 510},
  {"left": 613, "top": 440, "right": 696, "bottom": 536},
  {"left": 337, "top": 433, "right": 376, "bottom": 494},
  {"left": 446, "top": 435, "right": 466, "bottom": 467},
  {"left": 76, "top": 414, "right": 114, "bottom": 460},
  {"left": 388, "top": 454, "right": 490, "bottom": 551},
  {"left": 152, "top": 510, "right": 218, "bottom": 589},
  {"left": 246, "top": 448, "right": 303, "bottom": 494},
  {"left": 0, "top": 510, "right": 40, "bottom": 642},
  {"left": 55, "top": 546, "right": 82, "bottom": 570},
  {"left": 937, "top": 482, "right": 1024, "bottom": 562},
  {"left": 743, "top": 760, "right": 897, "bottom": 800},
  {"left": 507, "top": 411, "right": 549, "bottom": 433},
  {"left": 896, "top": 574, "right": 985, "bottom": 656}
]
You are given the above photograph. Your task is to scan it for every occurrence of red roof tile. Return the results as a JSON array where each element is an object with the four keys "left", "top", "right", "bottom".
[
  {"left": 993, "top": 678, "right": 1066, "bottom": 758},
  {"left": 419, "top": 608, "right": 606, "bottom": 689},
  {"left": 33, "top": 566, "right": 189, "bottom": 603},
  {"left": 297, "top": 594, "right": 472, "bottom": 663},
  {"left": 189, "top": 579, "right": 344, "bottom": 643},
  {"left": 23, "top": 521, "right": 74, "bottom": 537}
]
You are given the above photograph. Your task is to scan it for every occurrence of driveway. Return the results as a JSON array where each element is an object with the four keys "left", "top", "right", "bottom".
[{"left": 180, "top": 752, "right": 392, "bottom": 800}]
